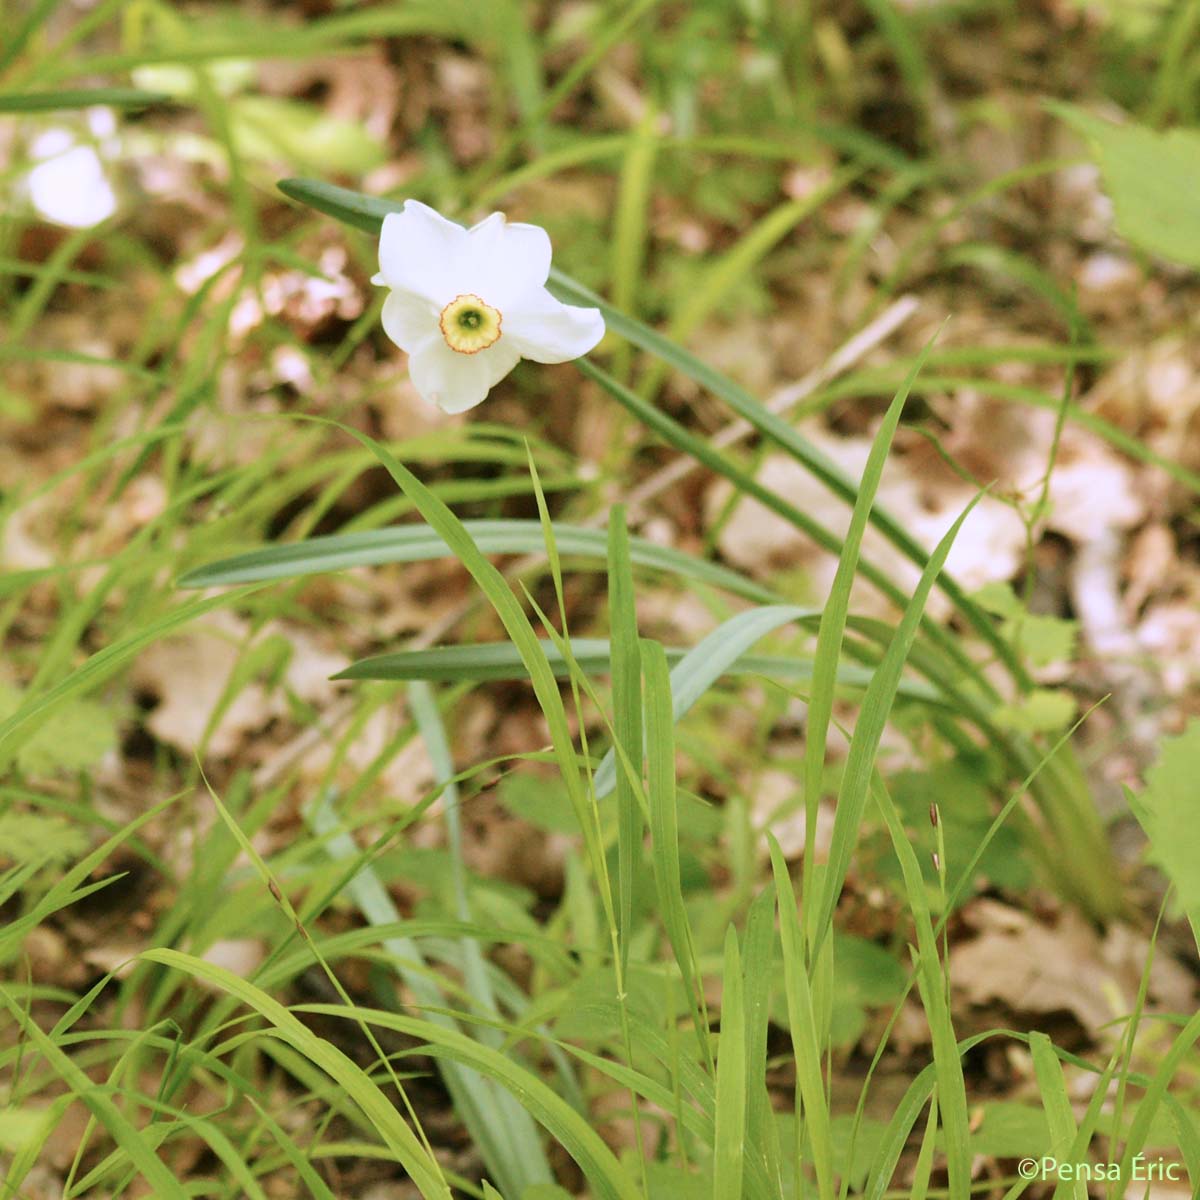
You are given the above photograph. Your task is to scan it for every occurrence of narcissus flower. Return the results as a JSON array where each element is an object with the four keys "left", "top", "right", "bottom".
[{"left": 373, "top": 200, "right": 605, "bottom": 413}]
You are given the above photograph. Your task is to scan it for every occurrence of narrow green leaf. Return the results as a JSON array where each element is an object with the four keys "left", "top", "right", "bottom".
[
  {"left": 407, "top": 682, "right": 554, "bottom": 1194},
  {"left": 1029, "top": 1032, "right": 1084, "bottom": 1200},
  {"left": 741, "top": 887, "right": 783, "bottom": 1195},
  {"left": 179, "top": 518, "right": 775, "bottom": 603},
  {"left": 812, "top": 492, "right": 981, "bottom": 953},
  {"left": 0, "top": 992, "right": 187, "bottom": 1199},
  {"left": 768, "top": 837, "right": 835, "bottom": 1200},
  {"left": 642, "top": 639, "right": 712, "bottom": 1071},
  {"left": 0, "top": 88, "right": 170, "bottom": 112},
  {"left": 871, "top": 777, "right": 970, "bottom": 1198},
  {"left": 593, "top": 606, "right": 819, "bottom": 798},
  {"left": 801, "top": 333, "right": 931, "bottom": 945},
  {"left": 607, "top": 506, "right": 643, "bottom": 972},
  {"left": 713, "top": 927, "right": 747, "bottom": 1200}
]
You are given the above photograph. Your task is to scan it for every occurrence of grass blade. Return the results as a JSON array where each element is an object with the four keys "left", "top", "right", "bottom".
[
  {"left": 811, "top": 492, "right": 982, "bottom": 953},
  {"left": 593, "top": 605, "right": 818, "bottom": 798},
  {"left": 800, "top": 332, "right": 934, "bottom": 946},
  {"left": 139, "top": 951, "right": 450, "bottom": 1199},
  {"left": 768, "top": 836, "right": 835, "bottom": 1200},
  {"left": 179, "top": 518, "right": 775, "bottom": 604},
  {"left": 607, "top": 506, "right": 644, "bottom": 972},
  {"left": 0, "top": 992, "right": 188, "bottom": 1199},
  {"left": 642, "top": 639, "right": 712, "bottom": 1071},
  {"left": 292, "top": 1000, "right": 646, "bottom": 1200},
  {"left": 871, "top": 776, "right": 970, "bottom": 1197},
  {"left": 0, "top": 88, "right": 169, "bottom": 111},
  {"left": 712, "top": 926, "right": 747, "bottom": 1200}
]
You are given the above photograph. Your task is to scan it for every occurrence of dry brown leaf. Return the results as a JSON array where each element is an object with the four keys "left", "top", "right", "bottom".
[
  {"left": 709, "top": 431, "right": 1027, "bottom": 618},
  {"left": 952, "top": 899, "right": 1195, "bottom": 1035},
  {"left": 134, "top": 614, "right": 347, "bottom": 757}
]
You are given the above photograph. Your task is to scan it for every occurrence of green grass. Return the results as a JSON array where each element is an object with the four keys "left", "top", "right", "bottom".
[{"left": 2, "top": 1, "right": 1199, "bottom": 1197}]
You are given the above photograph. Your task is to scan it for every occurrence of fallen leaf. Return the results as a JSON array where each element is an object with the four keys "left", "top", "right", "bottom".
[{"left": 952, "top": 899, "right": 1195, "bottom": 1035}]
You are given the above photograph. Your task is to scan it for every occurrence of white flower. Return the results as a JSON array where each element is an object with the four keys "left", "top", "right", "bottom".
[{"left": 372, "top": 200, "right": 605, "bottom": 413}]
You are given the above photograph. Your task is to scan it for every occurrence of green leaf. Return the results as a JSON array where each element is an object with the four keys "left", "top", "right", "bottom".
[
  {"left": 0, "top": 991, "right": 188, "bottom": 1198},
  {"left": 831, "top": 935, "right": 906, "bottom": 1042},
  {"left": 179, "top": 518, "right": 775, "bottom": 604},
  {"left": 771, "top": 933, "right": 907, "bottom": 1049},
  {"left": 971, "top": 583, "right": 1077, "bottom": 667},
  {"left": 496, "top": 773, "right": 581, "bottom": 836},
  {"left": 0, "top": 88, "right": 169, "bottom": 112},
  {"left": 641, "top": 1164, "right": 708, "bottom": 1200},
  {"left": 993, "top": 688, "right": 1076, "bottom": 734},
  {"left": 768, "top": 837, "right": 835, "bottom": 1200},
  {"left": 812, "top": 492, "right": 981, "bottom": 955},
  {"left": 1129, "top": 721, "right": 1200, "bottom": 947},
  {"left": 713, "top": 927, "right": 747, "bottom": 1200},
  {"left": 0, "top": 681, "right": 116, "bottom": 775},
  {"left": 801, "top": 337, "right": 927, "bottom": 943},
  {"left": 231, "top": 96, "right": 386, "bottom": 173},
  {"left": 642, "top": 640, "right": 712, "bottom": 1073},
  {"left": 606, "top": 506, "right": 642, "bottom": 972},
  {"left": 1031, "top": 1031, "right": 1086, "bottom": 1200},
  {"left": 594, "top": 606, "right": 817, "bottom": 799},
  {"left": 968, "top": 1102, "right": 1052, "bottom": 1159},
  {"left": 0, "top": 1106, "right": 53, "bottom": 1153},
  {"left": 1051, "top": 104, "right": 1200, "bottom": 269},
  {"left": 0, "top": 812, "right": 88, "bottom": 868}
]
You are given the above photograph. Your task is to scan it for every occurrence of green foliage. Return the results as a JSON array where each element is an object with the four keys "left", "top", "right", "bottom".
[
  {"left": 992, "top": 688, "right": 1077, "bottom": 735},
  {"left": 770, "top": 934, "right": 907, "bottom": 1048},
  {"left": 5, "top": 2, "right": 1200, "bottom": 1195},
  {"left": 1052, "top": 104, "right": 1200, "bottom": 269},
  {"left": 230, "top": 97, "right": 386, "bottom": 173},
  {"left": 974, "top": 582, "right": 1078, "bottom": 668},
  {"left": 1128, "top": 720, "right": 1200, "bottom": 947},
  {"left": 890, "top": 757, "right": 1030, "bottom": 898},
  {"left": 0, "top": 811, "right": 88, "bottom": 868},
  {"left": 0, "top": 681, "right": 116, "bottom": 775},
  {"left": 968, "top": 1102, "right": 1052, "bottom": 1158},
  {"left": 0, "top": 1106, "right": 53, "bottom": 1153}
]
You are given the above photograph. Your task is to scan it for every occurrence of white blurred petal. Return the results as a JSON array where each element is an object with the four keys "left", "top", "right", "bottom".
[
  {"left": 381, "top": 290, "right": 437, "bottom": 353},
  {"left": 465, "top": 213, "right": 553, "bottom": 308},
  {"left": 407, "top": 334, "right": 521, "bottom": 414},
  {"left": 28, "top": 145, "right": 116, "bottom": 229},
  {"left": 505, "top": 289, "right": 605, "bottom": 363},
  {"left": 377, "top": 200, "right": 469, "bottom": 305}
]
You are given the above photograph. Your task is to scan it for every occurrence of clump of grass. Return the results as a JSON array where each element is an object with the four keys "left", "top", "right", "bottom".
[{"left": 3, "top": 2, "right": 1199, "bottom": 1197}]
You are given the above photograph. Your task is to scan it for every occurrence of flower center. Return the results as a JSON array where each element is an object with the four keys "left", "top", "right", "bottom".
[{"left": 439, "top": 293, "right": 502, "bottom": 354}]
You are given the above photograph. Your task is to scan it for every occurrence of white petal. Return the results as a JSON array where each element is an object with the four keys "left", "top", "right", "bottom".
[
  {"left": 381, "top": 289, "right": 437, "bottom": 353},
  {"left": 504, "top": 289, "right": 605, "bottom": 363},
  {"left": 407, "top": 334, "right": 521, "bottom": 414},
  {"left": 465, "top": 214, "right": 553, "bottom": 309},
  {"left": 378, "top": 201, "right": 469, "bottom": 306}
]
